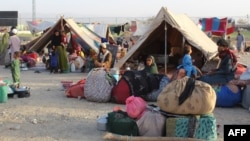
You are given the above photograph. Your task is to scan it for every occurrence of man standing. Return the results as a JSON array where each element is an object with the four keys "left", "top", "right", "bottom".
[
  {"left": 9, "top": 28, "right": 21, "bottom": 61},
  {"left": 236, "top": 30, "right": 245, "bottom": 53}
]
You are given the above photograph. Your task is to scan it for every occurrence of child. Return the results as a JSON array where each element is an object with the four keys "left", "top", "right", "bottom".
[
  {"left": 49, "top": 50, "right": 58, "bottom": 73},
  {"left": 11, "top": 51, "right": 21, "bottom": 88},
  {"left": 143, "top": 55, "right": 159, "bottom": 74},
  {"left": 177, "top": 43, "right": 197, "bottom": 78}
]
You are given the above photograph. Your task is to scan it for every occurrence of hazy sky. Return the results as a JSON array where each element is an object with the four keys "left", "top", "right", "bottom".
[{"left": 2, "top": 0, "right": 250, "bottom": 18}]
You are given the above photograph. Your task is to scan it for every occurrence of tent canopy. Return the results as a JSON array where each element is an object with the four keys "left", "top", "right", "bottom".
[
  {"left": 28, "top": 17, "right": 101, "bottom": 54},
  {"left": 114, "top": 7, "right": 218, "bottom": 69}
]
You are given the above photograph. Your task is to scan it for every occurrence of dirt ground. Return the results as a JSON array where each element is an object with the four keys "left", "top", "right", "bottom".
[{"left": 0, "top": 62, "right": 250, "bottom": 141}]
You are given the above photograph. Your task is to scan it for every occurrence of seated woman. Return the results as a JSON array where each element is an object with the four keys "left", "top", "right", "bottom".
[
  {"left": 143, "top": 55, "right": 158, "bottom": 74},
  {"left": 199, "top": 38, "right": 237, "bottom": 85}
]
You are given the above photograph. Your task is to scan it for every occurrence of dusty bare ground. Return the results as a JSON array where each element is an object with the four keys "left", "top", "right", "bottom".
[{"left": 0, "top": 62, "right": 250, "bottom": 141}]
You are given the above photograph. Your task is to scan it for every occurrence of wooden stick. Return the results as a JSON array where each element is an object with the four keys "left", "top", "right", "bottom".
[{"left": 103, "top": 132, "right": 203, "bottom": 141}]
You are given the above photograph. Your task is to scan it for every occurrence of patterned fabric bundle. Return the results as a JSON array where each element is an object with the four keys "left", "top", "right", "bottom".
[{"left": 84, "top": 68, "right": 116, "bottom": 102}]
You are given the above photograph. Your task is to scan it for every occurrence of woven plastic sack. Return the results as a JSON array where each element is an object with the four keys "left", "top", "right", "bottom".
[
  {"left": 84, "top": 68, "right": 115, "bottom": 102},
  {"left": 126, "top": 96, "right": 147, "bottom": 119}
]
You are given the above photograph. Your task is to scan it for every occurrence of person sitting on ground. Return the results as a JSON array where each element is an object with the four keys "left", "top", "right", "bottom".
[
  {"left": 199, "top": 38, "right": 237, "bottom": 85},
  {"left": 177, "top": 43, "right": 197, "bottom": 78},
  {"left": 143, "top": 55, "right": 158, "bottom": 74},
  {"left": 94, "top": 43, "right": 112, "bottom": 70}
]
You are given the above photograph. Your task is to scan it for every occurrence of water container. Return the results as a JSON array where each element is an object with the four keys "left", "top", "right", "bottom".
[{"left": 0, "top": 85, "right": 8, "bottom": 103}]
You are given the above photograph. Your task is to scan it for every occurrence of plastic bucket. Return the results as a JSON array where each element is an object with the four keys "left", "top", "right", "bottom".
[{"left": 0, "top": 85, "right": 8, "bottom": 103}]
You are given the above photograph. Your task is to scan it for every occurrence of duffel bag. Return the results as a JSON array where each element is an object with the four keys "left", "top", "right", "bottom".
[{"left": 107, "top": 110, "right": 139, "bottom": 136}]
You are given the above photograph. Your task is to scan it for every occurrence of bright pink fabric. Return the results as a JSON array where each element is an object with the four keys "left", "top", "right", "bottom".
[{"left": 126, "top": 96, "right": 147, "bottom": 119}]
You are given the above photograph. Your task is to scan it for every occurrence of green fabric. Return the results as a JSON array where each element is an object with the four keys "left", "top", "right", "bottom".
[
  {"left": 11, "top": 59, "right": 20, "bottom": 84},
  {"left": 176, "top": 117, "right": 194, "bottom": 137},
  {"left": 56, "top": 45, "right": 69, "bottom": 72},
  {"left": 143, "top": 55, "right": 158, "bottom": 74},
  {"left": 168, "top": 114, "right": 217, "bottom": 141},
  {"left": 0, "top": 85, "right": 8, "bottom": 103},
  {"left": 107, "top": 110, "right": 139, "bottom": 136},
  {"left": 195, "top": 114, "right": 217, "bottom": 141},
  {"left": 0, "top": 32, "right": 9, "bottom": 54}
]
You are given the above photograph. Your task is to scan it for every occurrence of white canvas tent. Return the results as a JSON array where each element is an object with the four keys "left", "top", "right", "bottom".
[
  {"left": 85, "top": 23, "right": 116, "bottom": 44},
  {"left": 114, "top": 7, "right": 218, "bottom": 69},
  {"left": 28, "top": 17, "right": 101, "bottom": 53}
]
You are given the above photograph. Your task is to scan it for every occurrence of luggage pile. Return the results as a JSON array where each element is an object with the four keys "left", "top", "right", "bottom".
[
  {"left": 63, "top": 69, "right": 218, "bottom": 140},
  {"left": 96, "top": 76, "right": 217, "bottom": 140},
  {"left": 100, "top": 93, "right": 217, "bottom": 141}
]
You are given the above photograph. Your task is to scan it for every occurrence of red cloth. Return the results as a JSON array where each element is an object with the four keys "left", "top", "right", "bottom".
[
  {"left": 111, "top": 78, "right": 131, "bottom": 104},
  {"left": 65, "top": 79, "right": 86, "bottom": 98},
  {"left": 235, "top": 64, "right": 247, "bottom": 75}
]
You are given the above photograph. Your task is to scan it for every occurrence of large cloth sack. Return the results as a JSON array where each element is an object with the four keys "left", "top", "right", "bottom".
[
  {"left": 157, "top": 76, "right": 216, "bottom": 115},
  {"left": 111, "top": 77, "right": 131, "bottom": 104},
  {"left": 136, "top": 110, "right": 166, "bottom": 137},
  {"left": 84, "top": 68, "right": 115, "bottom": 102}
]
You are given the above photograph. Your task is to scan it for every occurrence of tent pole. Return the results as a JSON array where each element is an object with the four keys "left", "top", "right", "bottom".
[{"left": 164, "top": 19, "right": 167, "bottom": 75}]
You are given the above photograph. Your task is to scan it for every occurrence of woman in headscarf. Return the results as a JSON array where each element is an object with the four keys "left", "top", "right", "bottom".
[
  {"left": 143, "top": 55, "right": 158, "bottom": 74},
  {"left": 0, "top": 28, "right": 10, "bottom": 64},
  {"left": 51, "top": 30, "right": 69, "bottom": 73}
]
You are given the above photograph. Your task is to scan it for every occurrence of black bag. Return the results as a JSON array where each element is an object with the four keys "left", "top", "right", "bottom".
[{"left": 15, "top": 87, "right": 30, "bottom": 98}]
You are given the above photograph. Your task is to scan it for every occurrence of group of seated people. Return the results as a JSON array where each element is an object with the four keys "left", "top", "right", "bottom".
[
  {"left": 79, "top": 38, "right": 247, "bottom": 108},
  {"left": 143, "top": 38, "right": 248, "bottom": 108}
]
